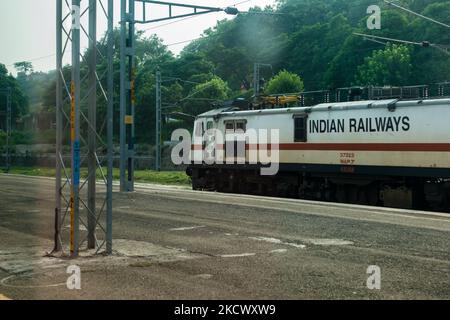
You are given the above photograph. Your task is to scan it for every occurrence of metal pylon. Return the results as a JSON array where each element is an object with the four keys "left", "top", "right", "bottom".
[
  {"left": 119, "top": 0, "right": 240, "bottom": 191},
  {"left": 119, "top": 0, "right": 136, "bottom": 192},
  {"left": 55, "top": 0, "right": 114, "bottom": 257},
  {"left": 155, "top": 70, "right": 161, "bottom": 171}
]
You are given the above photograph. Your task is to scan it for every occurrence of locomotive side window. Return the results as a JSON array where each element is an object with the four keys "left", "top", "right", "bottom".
[
  {"left": 224, "top": 120, "right": 247, "bottom": 132},
  {"left": 225, "top": 121, "right": 234, "bottom": 131},
  {"left": 235, "top": 121, "right": 246, "bottom": 132},
  {"left": 206, "top": 121, "right": 214, "bottom": 130},
  {"left": 294, "top": 116, "right": 307, "bottom": 142}
]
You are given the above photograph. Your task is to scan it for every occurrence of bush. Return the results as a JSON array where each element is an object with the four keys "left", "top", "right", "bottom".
[{"left": 265, "top": 70, "right": 305, "bottom": 95}]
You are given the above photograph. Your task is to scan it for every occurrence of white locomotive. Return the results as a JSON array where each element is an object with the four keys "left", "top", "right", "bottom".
[{"left": 187, "top": 98, "right": 450, "bottom": 211}]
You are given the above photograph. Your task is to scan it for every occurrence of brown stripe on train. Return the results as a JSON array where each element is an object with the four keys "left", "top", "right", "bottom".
[{"left": 191, "top": 143, "right": 450, "bottom": 152}]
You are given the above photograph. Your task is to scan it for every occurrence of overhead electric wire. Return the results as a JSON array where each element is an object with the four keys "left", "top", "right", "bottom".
[
  {"left": 178, "top": 81, "right": 217, "bottom": 103},
  {"left": 233, "top": 0, "right": 252, "bottom": 6},
  {"left": 166, "top": 37, "right": 201, "bottom": 47},
  {"left": 353, "top": 32, "right": 450, "bottom": 55},
  {"left": 142, "top": 0, "right": 276, "bottom": 32},
  {"left": 158, "top": 75, "right": 225, "bottom": 112},
  {"left": 431, "top": 44, "right": 450, "bottom": 56},
  {"left": 11, "top": 1, "right": 278, "bottom": 72},
  {"left": 354, "top": 1, "right": 450, "bottom": 56},
  {"left": 162, "top": 77, "right": 202, "bottom": 85},
  {"left": 143, "top": 0, "right": 243, "bottom": 31},
  {"left": 166, "top": 28, "right": 288, "bottom": 48},
  {"left": 143, "top": 15, "right": 199, "bottom": 31},
  {"left": 383, "top": 0, "right": 450, "bottom": 29},
  {"left": 237, "top": 10, "right": 287, "bottom": 15},
  {"left": 354, "top": 32, "right": 423, "bottom": 46},
  {"left": 6, "top": 53, "right": 56, "bottom": 68},
  {"left": 362, "top": 36, "right": 389, "bottom": 46}
]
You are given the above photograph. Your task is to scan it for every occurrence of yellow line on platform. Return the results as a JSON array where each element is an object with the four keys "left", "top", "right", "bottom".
[{"left": 0, "top": 294, "right": 11, "bottom": 300}]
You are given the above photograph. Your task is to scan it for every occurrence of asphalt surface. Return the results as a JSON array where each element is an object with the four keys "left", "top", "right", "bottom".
[{"left": 0, "top": 174, "right": 449, "bottom": 300}]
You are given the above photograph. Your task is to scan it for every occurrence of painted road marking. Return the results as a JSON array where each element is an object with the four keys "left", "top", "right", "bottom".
[
  {"left": 193, "top": 274, "right": 213, "bottom": 279},
  {"left": 249, "top": 236, "right": 353, "bottom": 247},
  {"left": 220, "top": 253, "right": 256, "bottom": 258},
  {"left": 304, "top": 238, "right": 354, "bottom": 246},
  {"left": 249, "top": 236, "right": 306, "bottom": 249},
  {"left": 170, "top": 225, "right": 205, "bottom": 231},
  {"left": 1, "top": 274, "right": 67, "bottom": 289},
  {"left": 270, "top": 249, "right": 288, "bottom": 254}
]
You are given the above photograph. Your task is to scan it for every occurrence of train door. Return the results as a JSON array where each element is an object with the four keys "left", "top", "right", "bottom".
[
  {"left": 192, "top": 119, "right": 205, "bottom": 163},
  {"left": 224, "top": 120, "right": 234, "bottom": 164}
]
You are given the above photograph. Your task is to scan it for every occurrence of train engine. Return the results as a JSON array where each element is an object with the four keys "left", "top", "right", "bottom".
[{"left": 187, "top": 98, "right": 450, "bottom": 211}]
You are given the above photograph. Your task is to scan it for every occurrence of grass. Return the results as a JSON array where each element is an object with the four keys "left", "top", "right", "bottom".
[{"left": 5, "top": 167, "right": 191, "bottom": 186}]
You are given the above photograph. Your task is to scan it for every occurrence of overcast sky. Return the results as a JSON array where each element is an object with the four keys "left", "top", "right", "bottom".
[{"left": 0, "top": 0, "right": 277, "bottom": 75}]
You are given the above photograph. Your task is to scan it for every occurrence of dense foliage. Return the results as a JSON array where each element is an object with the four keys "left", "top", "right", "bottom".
[
  {"left": 0, "top": 64, "right": 28, "bottom": 129},
  {"left": 355, "top": 44, "right": 413, "bottom": 86}
]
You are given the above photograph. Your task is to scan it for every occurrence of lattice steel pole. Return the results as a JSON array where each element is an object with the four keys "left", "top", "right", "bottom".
[
  {"left": 106, "top": 0, "right": 114, "bottom": 254},
  {"left": 87, "top": 0, "right": 97, "bottom": 249},
  {"left": 119, "top": 0, "right": 127, "bottom": 191},
  {"left": 119, "top": 0, "right": 126, "bottom": 191},
  {"left": 70, "top": 0, "right": 81, "bottom": 257},
  {"left": 120, "top": 0, "right": 135, "bottom": 192},
  {"left": 130, "top": 0, "right": 136, "bottom": 190},
  {"left": 54, "top": 0, "right": 63, "bottom": 253},
  {"left": 119, "top": 0, "right": 236, "bottom": 188},
  {"left": 54, "top": 0, "right": 114, "bottom": 257}
]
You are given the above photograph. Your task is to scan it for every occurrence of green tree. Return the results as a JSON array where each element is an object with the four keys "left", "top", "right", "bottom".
[
  {"left": 323, "top": 9, "right": 410, "bottom": 89},
  {"left": 133, "top": 34, "right": 177, "bottom": 143},
  {"left": 408, "top": 1, "right": 450, "bottom": 84},
  {"left": 183, "top": 76, "right": 231, "bottom": 116},
  {"left": 286, "top": 14, "right": 352, "bottom": 89},
  {"left": 0, "top": 63, "right": 28, "bottom": 128},
  {"left": 354, "top": 44, "right": 412, "bottom": 86},
  {"left": 167, "top": 51, "right": 215, "bottom": 91},
  {"left": 265, "top": 70, "right": 304, "bottom": 94},
  {"left": 14, "top": 61, "right": 34, "bottom": 75},
  {"left": 182, "top": 5, "right": 284, "bottom": 91}
]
